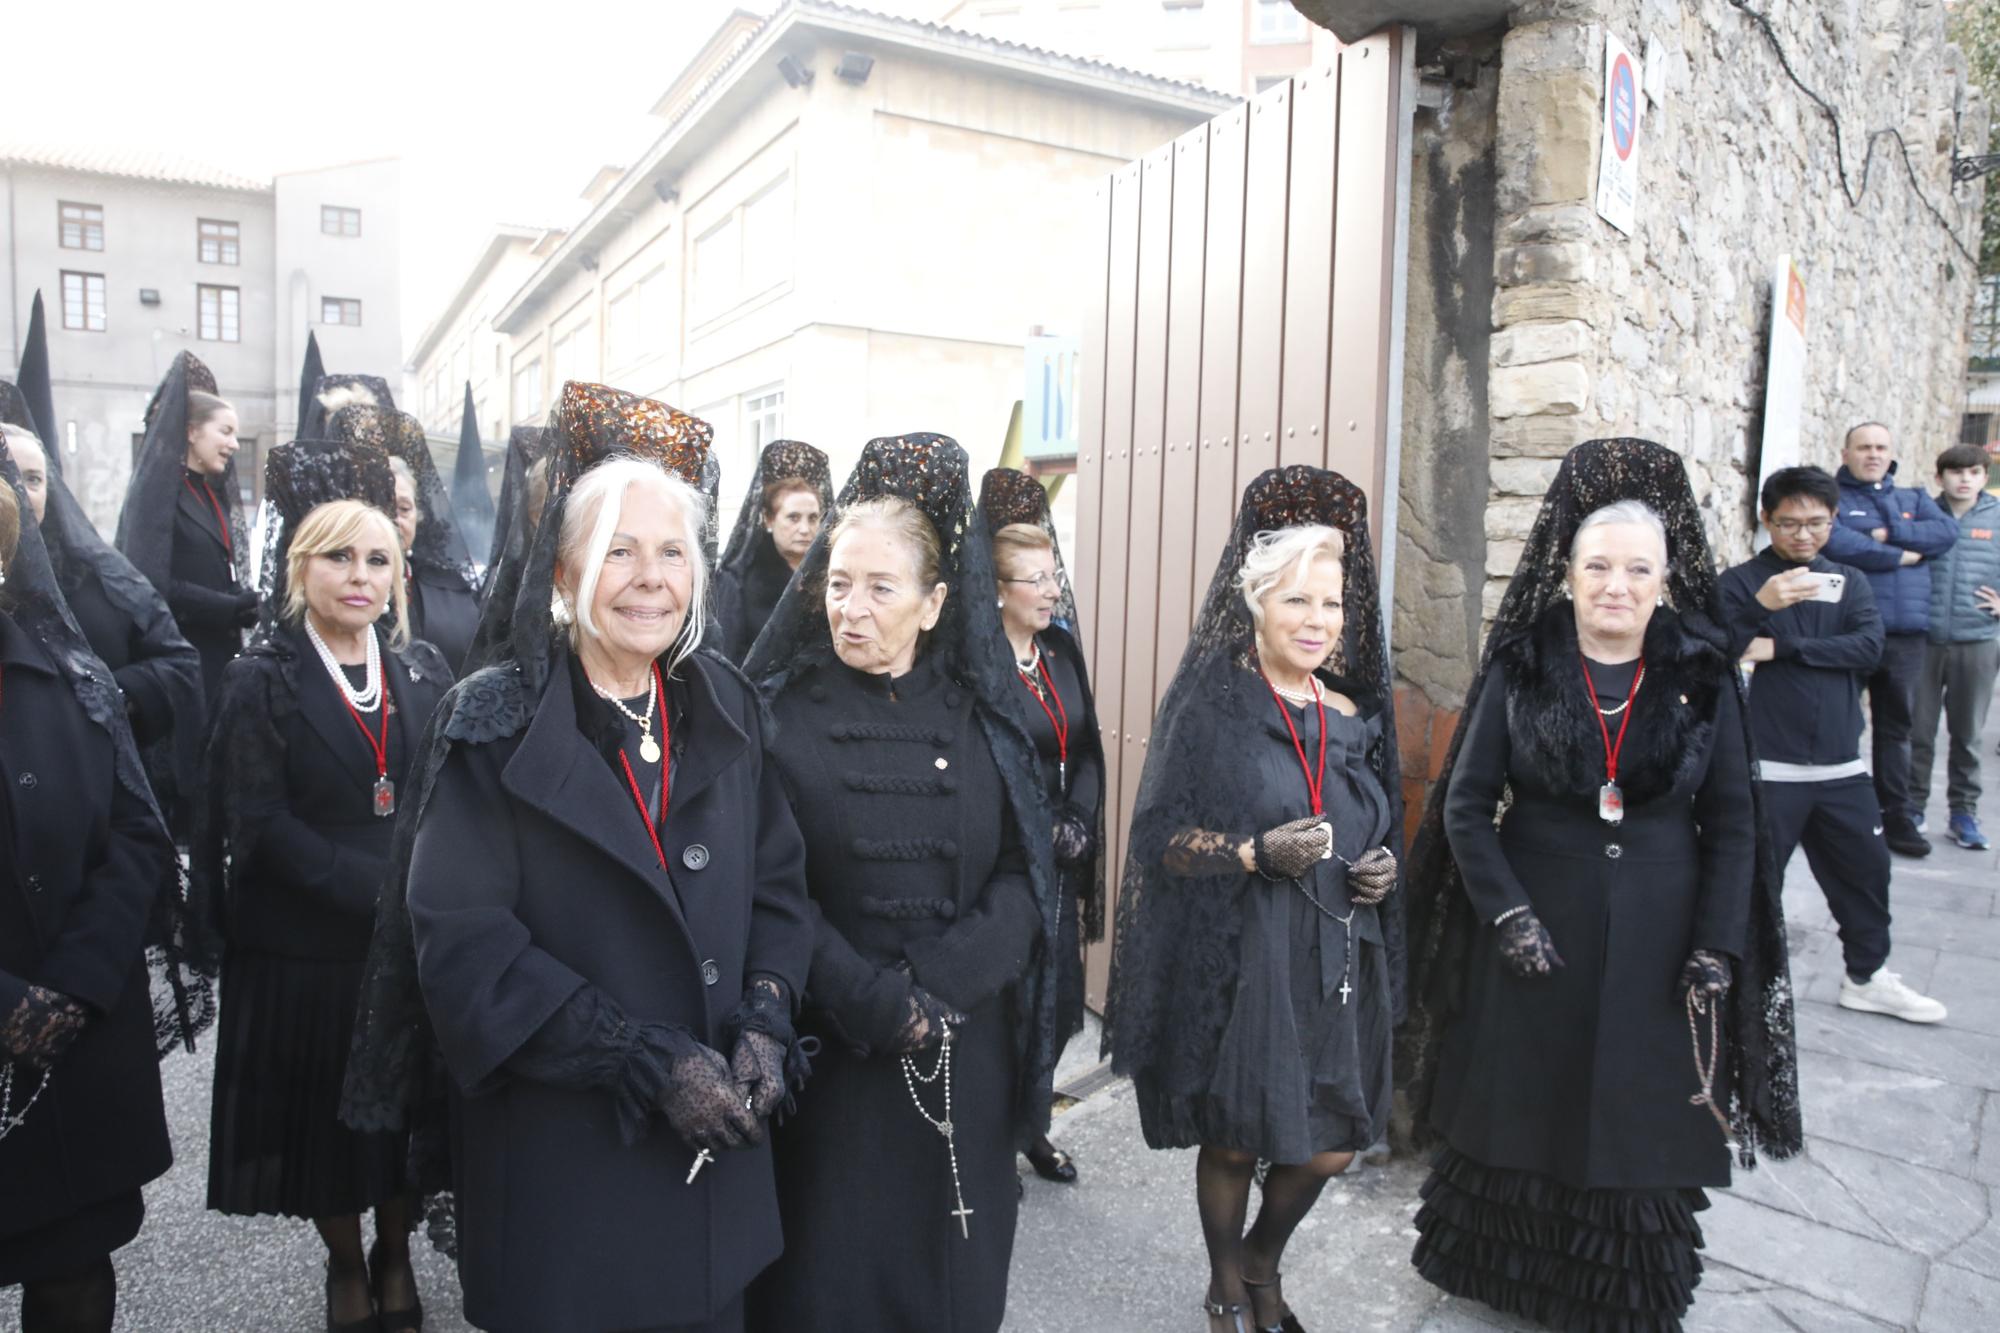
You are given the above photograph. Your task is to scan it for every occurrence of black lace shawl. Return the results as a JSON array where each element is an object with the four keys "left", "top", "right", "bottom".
[
  {"left": 0, "top": 448, "right": 213, "bottom": 1056},
  {"left": 1397, "top": 437, "right": 1802, "bottom": 1168},
  {"left": 742, "top": 434, "right": 1062, "bottom": 1143},
  {"left": 116, "top": 352, "right": 249, "bottom": 595},
  {"left": 1101, "top": 465, "right": 1404, "bottom": 1082},
  {"left": 327, "top": 404, "right": 480, "bottom": 591},
  {"left": 976, "top": 466, "right": 1106, "bottom": 941},
  {"left": 342, "top": 382, "right": 722, "bottom": 1174},
  {"left": 247, "top": 440, "right": 399, "bottom": 644},
  {"left": 301, "top": 372, "right": 396, "bottom": 440}
]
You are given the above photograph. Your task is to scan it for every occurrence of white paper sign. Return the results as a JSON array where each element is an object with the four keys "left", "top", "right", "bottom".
[
  {"left": 1757, "top": 255, "right": 1809, "bottom": 509},
  {"left": 1595, "top": 31, "right": 1644, "bottom": 234}
]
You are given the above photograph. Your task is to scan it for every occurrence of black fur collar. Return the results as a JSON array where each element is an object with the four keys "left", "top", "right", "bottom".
[{"left": 1499, "top": 603, "right": 1729, "bottom": 808}]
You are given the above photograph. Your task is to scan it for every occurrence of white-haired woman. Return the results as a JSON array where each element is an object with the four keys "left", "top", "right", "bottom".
[
  {"left": 407, "top": 442, "right": 812, "bottom": 1333},
  {"left": 1111, "top": 501, "right": 1400, "bottom": 1333},
  {"left": 196, "top": 458, "right": 447, "bottom": 1332}
]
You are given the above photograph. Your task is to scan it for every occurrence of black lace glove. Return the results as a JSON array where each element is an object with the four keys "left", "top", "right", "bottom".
[
  {"left": 1496, "top": 911, "right": 1564, "bottom": 978},
  {"left": 1254, "top": 817, "right": 1331, "bottom": 881},
  {"left": 1678, "top": 950, "right": 1732, "bottom": 1002},
  {"left": 1346, "top": 846, "right": 1398, "bottom": 904},
  {"left": 0, "top": 985, "right": 90, "bottom": 1069},
  {"left": 887, "top": 983, "right": 965, "bottom": 1055},
  {"left": 727, "top": 976, "right": 800, "bottom": 1120},
  {"left": 232, "top": 590, "right": 261, "bottom": 628},
  {"left": 657, "top": 1037, "right": 764, "bottom": 1153},
  {"left": 1052, "top": 804, "right": 1096, "bottom": 866}
]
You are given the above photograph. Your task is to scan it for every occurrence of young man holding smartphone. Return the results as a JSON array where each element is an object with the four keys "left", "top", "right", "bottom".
[
  {"left": 1720, "top": 466, "right": 1947, "bottom": 1023},
  {"left": 1911, "top": 443, "right": 2000, "bottom": 850}
]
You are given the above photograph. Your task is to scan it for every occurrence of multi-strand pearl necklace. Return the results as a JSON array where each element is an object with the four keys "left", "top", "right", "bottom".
[
  {"left": 1267, "top": 675, "right": 1324, "bottom": 708},
  {"left": 304, "top": 616, "right": 382, "bottom": 710}
]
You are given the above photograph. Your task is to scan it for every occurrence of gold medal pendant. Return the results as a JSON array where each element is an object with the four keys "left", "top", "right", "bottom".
[{"left": 640, "top": 733, "right": 662, "bottom": 765}]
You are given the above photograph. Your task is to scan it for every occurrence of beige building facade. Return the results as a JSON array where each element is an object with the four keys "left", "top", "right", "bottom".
[{"left": 409, "top": 0, "right": 1231, "bottom": 521}]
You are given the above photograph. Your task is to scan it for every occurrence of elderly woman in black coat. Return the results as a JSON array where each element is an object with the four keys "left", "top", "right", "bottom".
[
  {"left": 0, "top": 468, "right": 178, "bottom": 1333},
  {"left": 404, "top": 384, "right": 812, "bottom": 1333},
  {"left": 745, "top": 435, "right": 1060, "bottom": 1333},
  {"left": 196, "top": 445, "right": 446, "bottom": 1333},
  {"left": 1403, "top": 439, "right": 1802, "bottom": 1333}
]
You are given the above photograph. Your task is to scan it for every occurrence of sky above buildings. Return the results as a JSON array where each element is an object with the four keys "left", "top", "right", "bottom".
[{"left": 10, "top": 0, "right": 751, "bottom": 346}]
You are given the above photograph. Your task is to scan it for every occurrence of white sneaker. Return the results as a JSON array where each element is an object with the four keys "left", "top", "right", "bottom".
[{"left": 1839, "top": 969, "right": 1948, "bottom": 1024}]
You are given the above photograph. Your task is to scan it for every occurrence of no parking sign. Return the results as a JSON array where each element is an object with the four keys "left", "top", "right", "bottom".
[{"left": 1595, "top": 31, "right": 1643, "bottom": 233}]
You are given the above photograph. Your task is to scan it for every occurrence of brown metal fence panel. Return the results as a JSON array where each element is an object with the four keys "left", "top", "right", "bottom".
[
  {"left": 1077, "top": 31, "right": 1406, "bottom": 1015},
  {"left": 1073, "top": 179, "right": 1113, "bottom": 647}
]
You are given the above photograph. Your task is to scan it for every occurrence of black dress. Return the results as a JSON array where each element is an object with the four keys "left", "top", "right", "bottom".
[
  {"left": 750, "top": 656, "right": 1041, "bottom": 1333},
  {"left": 167, "top": 471, "right": 247, "bottom": 705},
  {"left": 1414, "top": 610, "right": 1755, "bottom": 1332},
  {"left": 406, "top": 568, "right": 481, "bottom": 679},
  {"left": 714, "top": 531, "right": 793, "bottom": 664},
  {"left": 205, "top": 626, "right": 442, "bottom": 1218},
  {"left": 0, "top": 615, "right": 174, "bottom": 1285}
]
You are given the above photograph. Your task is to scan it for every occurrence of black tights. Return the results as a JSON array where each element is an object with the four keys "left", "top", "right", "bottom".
[
  {"left": 1196, "top": 1145, "right": 1352, "bottom": 1313},
  {"left": 316, "top": 1197, "right": 415, "bottom": 1325},
  {"left": 19, "top": 1257, "right": 116, "bottom": 1333}
]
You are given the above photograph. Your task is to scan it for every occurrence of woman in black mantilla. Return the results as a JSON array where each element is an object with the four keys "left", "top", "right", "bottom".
[
  {"left": 976, "top": 465, "right": 1104, "bottom": 1187},
  {"left": 713, "top": 440, "right": 831, "bottom": 663},
  {"left": 350, "top": 382, "right": 811, "bottom": 1333},
  {"left": 114, "top": 352, "right": 255, "bottom": 711},
  {"left": 743, "top": 435, "right": 1060, "bottom": 1333},
  {"left": 327, "top": 403, "right": 484, "bottom": 677},
  {"left": 1400, "top": 438, "right": 1802, "bottom": 1333},
  {"left": 1104, "top": 466, "right": 1404, "bottom": 1333},
  {"left": 192, "top": 442, "right": 446, "bottom": 1332},
  {"left": 0, "top": 453, "right": 206, "bottom": 1333}
]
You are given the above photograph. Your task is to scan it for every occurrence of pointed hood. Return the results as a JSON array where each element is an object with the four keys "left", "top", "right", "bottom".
[
  {"left": 452, "top": 383, "right": 496, "bottom": 561},
  {"left": 16, "top": 291, "right": 59, "bottom": 476},
  {"left": 295, "top": 330, "right": 325, "bottom": 439}
]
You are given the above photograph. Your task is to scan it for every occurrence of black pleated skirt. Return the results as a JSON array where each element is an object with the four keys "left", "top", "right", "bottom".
[
  {"left": 207, "top": 949, "right": 407, "bottom": 1218},
  {"left": 1412, "top": 1147, "right": 1707, "bottom": 1333}
]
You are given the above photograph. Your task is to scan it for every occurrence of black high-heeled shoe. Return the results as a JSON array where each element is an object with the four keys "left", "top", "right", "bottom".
[
  {"left": 367, "top": 1238, "right": 424, "bottom": 1332},
  {"left": 1026, "top": 1137, "right": 1079, "bottom": 1184},
  {"left": 325, "top": 1262, "right": 380, "bottom": 1333},
  {"left": 1241, "top": 1272, "right": 1305, "bottom": 1333},
  {"left": 1204, "top": 1298, "right": 1252, "bottom": 1333}
]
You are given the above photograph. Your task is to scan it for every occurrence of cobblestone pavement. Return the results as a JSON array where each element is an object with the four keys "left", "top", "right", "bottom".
[{"left": 12, "top": 702, "right": 1997, "bottom": 1331}]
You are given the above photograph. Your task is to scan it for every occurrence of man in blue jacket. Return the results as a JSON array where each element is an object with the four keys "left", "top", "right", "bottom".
[
  {"left": 1823, "top": 423, "right": 1958, "bottom": 856},
  {"left": 1911, "top": 443, "right": 2000, "bottom": 850}
]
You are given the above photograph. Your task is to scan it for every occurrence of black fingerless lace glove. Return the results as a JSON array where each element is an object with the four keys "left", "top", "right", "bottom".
[
  {"left": 1052, "top": 804, "right": 1096, "bottom": 866},
  {"left": 1345, "top": 846, "right": 1398, "bottom": 904},
  {"left": 1254, "top": 817, "right": 1330, "bottom": 881},
  {"left": 0, "top": 984, "right": 90, "bottom": 1069},
  {"left": 656, "top": 1034, "right": 765, "bottom": 1154},
  {"left": 1496, "top": 911, "right": 1565, "bottom": 978},
  {"left": 1678, "top": 949, "right": 1732, "bottom": 1001},
  {"left": 725, "top": 976, "right": 814, "bottom": 1120},
  {"left": 887, "top": 983, "right": 966, "bottom": 1055}
]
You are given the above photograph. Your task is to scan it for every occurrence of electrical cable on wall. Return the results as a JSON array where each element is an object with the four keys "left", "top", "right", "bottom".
[{"left": 1726, "top": 0, "right": 1980, "bottom": 268}]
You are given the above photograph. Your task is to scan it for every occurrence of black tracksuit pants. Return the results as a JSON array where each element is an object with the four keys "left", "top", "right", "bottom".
[
  {"left": 1868, "top": 632, "right": 1927, "bottom": 823},
  {"left": 1764, "top": 774, "right": 1893, "bottom": 979}
]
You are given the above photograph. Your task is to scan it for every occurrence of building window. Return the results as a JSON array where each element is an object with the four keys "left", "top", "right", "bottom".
[
  {"left": 552, "top": 322, "right": 595, "bottom": 385},
  {"left": 1961, "top": 413, "right": 1993, "bottom": 447},
  {"left": 60, "top": 271, "right": 107, "bottom": 331},
  {"left": 321, "top": 296, "right": 363, "bottom": 326},
  {"left": 321, "top": 205, "right": 363, "bottom": 237},
  {"left": 1161, "top": 0, "right": 1204, "bottom": 45},
  {"left": 742, "top": 175, "right": 795, "bottom": 298},
  {"left": 59, "top": 202, "right": 105, "bottom": 251},
  {"left": 198, "top": 218, "right": 240, "bottom": 264},
  {"left": 1251, "top": 0, "right": 1309, "bottom": 45},
  {"left": 512, "top": 357, "right": 544, "bottom": 422},
  {"left": 610, "top": 266, "right": 677, "bottom": 366},
  {"left": 1973, "top": 276, "right": 2000, "bottom": 366},
  {"left": 746, "top": 385, "right": 785, "bottom": 451},
  {"left": 693, "top": 217, "right": 741, "bottom": 323},
  {"left": 198, "top": 285, "right": 241, "bottom": 342}
]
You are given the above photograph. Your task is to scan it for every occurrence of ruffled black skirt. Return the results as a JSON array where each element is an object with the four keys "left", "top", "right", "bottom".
[
  {"left": 1412, "top": 1147, "right": 1707, "bottom": 1333},
  {"left": 207, "top": 949, "right": 407, "bottom": 1219}
]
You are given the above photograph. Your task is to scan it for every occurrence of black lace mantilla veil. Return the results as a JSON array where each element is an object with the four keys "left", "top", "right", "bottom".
[
  {"left": 301, "top": 372, "right": 397, "bottom": 440},
  {"left": 115, "top": 351, "right": 250, "bottom": 594},
  {"left": 340, "top": 382, "right": 722, "bottom": 1244},
  {"left": 0, "top": 446, "right": 213, "bottom": 1057},
  {"left": 247, "top": 440, "right": 399, "bottom": 643},
  {"left": 485, "top": 424, "right": 552, "bottom": 579},
  {"left": 742, "top": 435, "right": 1063, "bottom": 1145},
  {"left": 718, "top": 439, "right": 833, "bottom": 578},
  {"left": 1396, "top": 437, "right": 1802, "bottom": 1169},
  {"left": 975, "top": 466, "right": 1105, "bottom": 942},
  {"left": 1101, "top": 465, "right": 1405, "bottom": 1081},
  {"left": 327, "top": 404, "right": 481, "bottom": 592}
]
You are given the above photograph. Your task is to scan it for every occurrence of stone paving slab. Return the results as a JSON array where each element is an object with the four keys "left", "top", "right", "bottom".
[
  {"left": 1790, "top": 1044, "right": 1984, "bottom": 1175},
  {"left": 1700, "top": 1191, "right": 1930, "bottom": 1326},
  {"left": 1919, "top": 1263, "right": 2000, "bottom": 1332},
  {"left": 1793, "top": 998, "right": 2000, "bottom": 1092},
  {"left": 1724, "top": 1138, "right": 1989, "bottom": 1259}
]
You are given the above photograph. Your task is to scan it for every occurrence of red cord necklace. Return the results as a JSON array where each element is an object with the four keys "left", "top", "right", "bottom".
[
  {"left": 1017, "top": 646, "right": 1070, "bottom": 789},
  {"left": 1260, "top": 667, "right": 1328, "bottom": 817},
  {"left": 606, "top": 663, "right": 671, "bottom": 869},
  {"left": 182, "top": 474, "right": 231, "bottom": 556},
  {"left": 1579, "top": 651, "right": 1645, "bottom": 825},
  {"left": 332, "top": 675, "right": 396, "bottom": 817}
]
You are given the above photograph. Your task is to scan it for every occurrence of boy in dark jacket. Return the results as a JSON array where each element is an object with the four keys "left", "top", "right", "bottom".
[
  {"left": 1822, "top": 422, "right": 1958, "bottom": 855},
  {"left": 1722, "top": 466, "right": 1947, "bottom": 1025},
  {"left": 1911, "top": 443, "right": 2000, "bottom": 850}
]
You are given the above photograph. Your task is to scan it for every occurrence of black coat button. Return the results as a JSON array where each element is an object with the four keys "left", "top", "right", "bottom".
[
  {"left": 17, "top": 772, "right": 36, "bottom": 789},
  {"left": 1605, "top": 843, "right": 1622, "bottom": 860},
  {"left": 25, "top": 874, "right": 42, "bottom": 894},
  {"left": 701, "top": 960, "right": 720, "bottom": 986},
  {"left": 682, "top": 844, "right": 709, "bottom": 871}
]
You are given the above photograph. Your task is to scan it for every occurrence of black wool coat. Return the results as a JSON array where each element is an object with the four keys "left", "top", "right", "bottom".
[
  {"left": 409, "top": 648, "right": 811, "bottom": 1333},
  {"left": 1431, "top": 608, "right": 1754, "bottom": 1190},
  {"left": 0, "top": 614, "right": 174, "bottom": 1242},
  {"left": 166, "top": 476, "right": 244, "bottom": 704}
]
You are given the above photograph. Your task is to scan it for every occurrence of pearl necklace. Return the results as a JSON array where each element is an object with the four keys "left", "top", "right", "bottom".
[
  {"left": 593, "top": 676, "right": 662, "bottom": 764},
  {"left": 1268, "top": 675, "right": 1323, "bottom": 707},
  {"left": 305, "top": 617, "right": 382, "bottom": 710}
]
